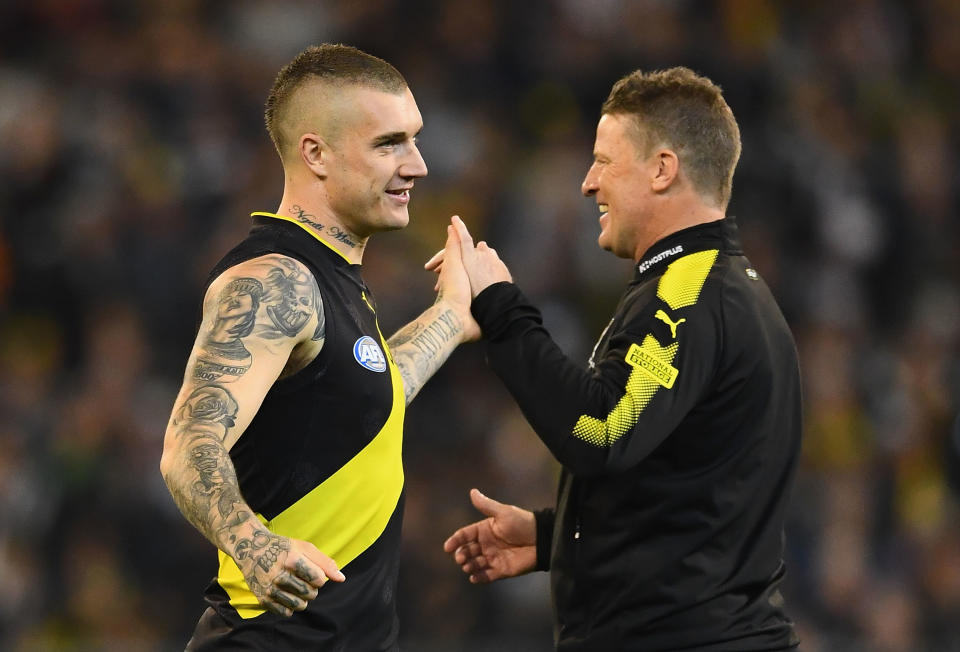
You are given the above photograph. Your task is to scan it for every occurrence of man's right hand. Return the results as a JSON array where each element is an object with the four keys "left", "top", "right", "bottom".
[
  {"left": 442, "top": 488, "right": 537, "bottom": 583},
  {"left": 232, "top": 528, "right": 345, "bottom": 617}
]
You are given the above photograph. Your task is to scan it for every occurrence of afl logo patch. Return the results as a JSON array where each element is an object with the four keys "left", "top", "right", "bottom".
[{"left": 353, "top": 336, "right": 387, "bottom": 372}]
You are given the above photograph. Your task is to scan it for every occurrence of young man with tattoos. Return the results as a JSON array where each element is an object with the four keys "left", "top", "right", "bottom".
[{"left": 160, "top": 44, "right": 478, "bottom": 651}]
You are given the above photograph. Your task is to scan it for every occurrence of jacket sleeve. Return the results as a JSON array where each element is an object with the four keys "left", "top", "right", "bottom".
[
  {"left": 533, "top": 508, "right": 555, "bottom": 571},
  {"left": 472, "top": 281, "right": 720, "bottom": 476}
]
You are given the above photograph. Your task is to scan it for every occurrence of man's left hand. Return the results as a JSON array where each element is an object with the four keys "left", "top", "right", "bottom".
[{"left": 425, "top": 216, "right": 512, "bottom": 299}]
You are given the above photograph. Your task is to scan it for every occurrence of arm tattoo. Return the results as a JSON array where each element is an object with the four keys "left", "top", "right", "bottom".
[
  {"left": 193, "top": 257, "right": 324, "bottom": 383},
  {"left": 312, "top": 286, "right": 326, "bottom": 342},
  {"left": 164, "top": 254, "right": 332, "bottom": 608},
  {"left": 164, "top": 383, "right": 292, "bottom": 603},
  {"left": 259, "top": 258, "right": 319, "bottom": 338},
  {"left": 388, "top": 307, "right": 463, "bottom": 404},
  {"left": 194, "top": 278, "right": 263, "bottom": 381},
  {"left": 166, "top": 383, "right": 245, "bottom": 539}
]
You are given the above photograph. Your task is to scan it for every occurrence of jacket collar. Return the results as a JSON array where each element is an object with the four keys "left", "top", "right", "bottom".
[{"left": 631, "top": 217, "right": 742, "bottom": 284}]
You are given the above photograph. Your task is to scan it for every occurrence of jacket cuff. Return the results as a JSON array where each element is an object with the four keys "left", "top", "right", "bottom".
[
  {"left": 471, "top": 282, "right": 541, "bottom": 342},
  {"left": 533, "top": 508, "right": 555, "bottom": 571}
]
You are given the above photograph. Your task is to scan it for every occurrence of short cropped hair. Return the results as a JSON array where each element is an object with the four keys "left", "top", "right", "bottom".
[
  {"left": 264, "top": 44, "right": 407, "bottom": 156},
  {"left": 602, "top": 67, "right": 741, "bottom": 208}
]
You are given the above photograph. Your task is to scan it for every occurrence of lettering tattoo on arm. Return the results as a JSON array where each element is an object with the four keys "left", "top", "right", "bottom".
[{"left": 389, "top": 307, "right": 463, "bottom": 404}]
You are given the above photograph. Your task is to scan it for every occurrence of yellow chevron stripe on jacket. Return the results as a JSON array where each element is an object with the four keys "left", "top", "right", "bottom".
[
  {"left": 216, "top": 336, "right": 405, "bottom": 619},
  {"left": 656, "top": 249, "right": 718, "bottom": 309},
  {"left": 571, "top": 249, "right": 718, "bottom": 447}
]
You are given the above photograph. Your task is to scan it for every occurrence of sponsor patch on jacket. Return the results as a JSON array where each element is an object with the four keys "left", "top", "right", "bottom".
[
  {"left": 625, "top": 342, "right": 678, "bottom": 389},
  {"left": 353, "top": 336, "right": 387, "bottom": 372}
]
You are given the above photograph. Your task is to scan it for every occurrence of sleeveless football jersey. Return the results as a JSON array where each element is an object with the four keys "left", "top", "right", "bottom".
[{"left": 189, "top": 213, "right": 405, "bottom": 651}]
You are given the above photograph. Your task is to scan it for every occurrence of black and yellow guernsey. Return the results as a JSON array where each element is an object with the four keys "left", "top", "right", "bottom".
[
  {"left": 192, "top": 213, "right": 404, "bottom": 651},
  {"left": 472, "top": 218, "right": 801, "bottom": 651}
]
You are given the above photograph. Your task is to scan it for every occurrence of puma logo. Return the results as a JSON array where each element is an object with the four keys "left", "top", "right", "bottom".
[{"left": 654, "top": 309, "right": 686, "bottom": 339}]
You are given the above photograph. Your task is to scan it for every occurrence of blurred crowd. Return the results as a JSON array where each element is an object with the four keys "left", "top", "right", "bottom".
[{"left": 1, "top": 0, "right": 959, "bottom": 650}]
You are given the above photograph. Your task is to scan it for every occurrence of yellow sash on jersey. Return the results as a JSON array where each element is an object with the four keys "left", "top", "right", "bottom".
[{"left": 217, "top": 335, "right": 405, "bottom": 619}]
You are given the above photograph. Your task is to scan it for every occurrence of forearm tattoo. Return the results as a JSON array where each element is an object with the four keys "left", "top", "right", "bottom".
[
  {"left": 165, "top": 382, "right": 246, "bottom": 543},
  {"left": 167, "top": 254, "right": 327, "bottom": 594},
  {"left": 389, "top": 307, "right": 463, "bottom": 404},
  {"left": 165, "top": 381, "right": 291, "bottom": 605}
]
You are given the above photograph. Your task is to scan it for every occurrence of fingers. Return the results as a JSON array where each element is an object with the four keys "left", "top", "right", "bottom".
[
  {"left": 451, "top": 215, "right": 475, "bottom": 253},
  {"left": 288, "top": 557, "right": 327, "bottom": 588},
  {"left": 469, "top": 488, "right": 506, "bottom": 519},
  {"left": 286, "top": 545, "right": 345, "bottom": 586},
  {"left": 448, "top": 540, "right": 492, "bottom": 578},
  {"left": 424, "top": 248, "right": 445, "bottom": 271},
  {"left": 469, "top": 569, "right": 495, "bottom": 584},
  {"left": 477, "top": 241, "right": 496, "bottom": 255},
  {"left": 309, "top": 549, "right": 346, "bottom": 583},
  {"left": 453, "top": 541, "right": 484, "bottom": 567},
  {"left": 267, "top": 586, "right": 308, "bottom": 616},
  {"left": 443, "top": 224, "right": 465, "bottom": 267},
  {"left": 277, "top": 571, "right": 319, "bottom": 601},
  {"left": 443, "top": 523, "right": 478, "bottom": 553}
]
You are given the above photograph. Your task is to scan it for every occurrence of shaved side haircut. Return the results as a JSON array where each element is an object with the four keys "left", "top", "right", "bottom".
[{"left": 265, "top": 44, "right": 408, "bottom": 158}]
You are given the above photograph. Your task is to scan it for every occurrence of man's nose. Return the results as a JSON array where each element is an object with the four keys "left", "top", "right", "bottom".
[
  {"left": 401, "top": 144, "right": 428, "bottom": 179},
  {"left": 581, "top": 163, "right": 599, "bottom": 196}
]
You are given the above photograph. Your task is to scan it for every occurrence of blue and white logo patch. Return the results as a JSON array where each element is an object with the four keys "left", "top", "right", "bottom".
[{"left": 353, "top": 336, "right": 387, "bottom": 372}]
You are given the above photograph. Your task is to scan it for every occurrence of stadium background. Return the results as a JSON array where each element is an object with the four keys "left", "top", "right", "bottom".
[{"left": 1, "top": 1, "right": 959, "bottom": 650}]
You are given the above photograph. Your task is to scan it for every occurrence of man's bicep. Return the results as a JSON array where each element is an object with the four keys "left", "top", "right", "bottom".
[{"left": 169, "top": 255, "right": 324, "bottom": 450}]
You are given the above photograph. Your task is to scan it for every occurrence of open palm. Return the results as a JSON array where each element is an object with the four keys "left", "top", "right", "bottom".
[{"left": 443, "top": 489, "right": 537, "bottom": 584}]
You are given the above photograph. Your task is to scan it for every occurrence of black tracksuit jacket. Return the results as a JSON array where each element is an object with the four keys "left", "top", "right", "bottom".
[{"left": 471, "top": 218, "right": 801, "bottom": 651}]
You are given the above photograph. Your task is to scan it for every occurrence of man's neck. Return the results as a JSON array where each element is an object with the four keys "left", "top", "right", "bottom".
[
  {"left": 275, "top": 195, "right": 367, "bottom": 264},
  {"left": 633, "top": 199, "right": 725, "bottom": 262}
]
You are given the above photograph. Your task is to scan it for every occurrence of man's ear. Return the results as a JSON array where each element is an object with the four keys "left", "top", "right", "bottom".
[
  {"left": 651, "top": 149, "right": 679, "bottom": 192},
  {"left": 299, "top": 133, "right": 329, "bottom": 179}
]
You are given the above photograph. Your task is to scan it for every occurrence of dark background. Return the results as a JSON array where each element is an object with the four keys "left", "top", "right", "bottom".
[{"left": 2, "top": 1, "right": 959, "bottom": 650}]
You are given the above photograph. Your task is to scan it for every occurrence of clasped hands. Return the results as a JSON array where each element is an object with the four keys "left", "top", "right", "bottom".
[
  {"left": 425, "top": 215, "right": 512, "bottom": 303},
  {"left": 425, "top": 221, "right": 538, "bottom": 583}
]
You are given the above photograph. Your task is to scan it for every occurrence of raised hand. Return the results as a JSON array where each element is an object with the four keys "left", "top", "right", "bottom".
[
  {"left": 233, "top": 530, "right": 345, "bottom": 616},
  {"left": 442, "top": 488, "right": 537, "bottom": 584},
  {"left": 425, "top": 216, "right": 512, "bottom": 298},
  {"left": 434, "top": 223, "right": 481, "bottom": 342}
]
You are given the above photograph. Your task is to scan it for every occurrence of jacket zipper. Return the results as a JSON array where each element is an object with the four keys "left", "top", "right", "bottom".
[{"left": 573, "top": 479, "right": 584, "bottom": 564}]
